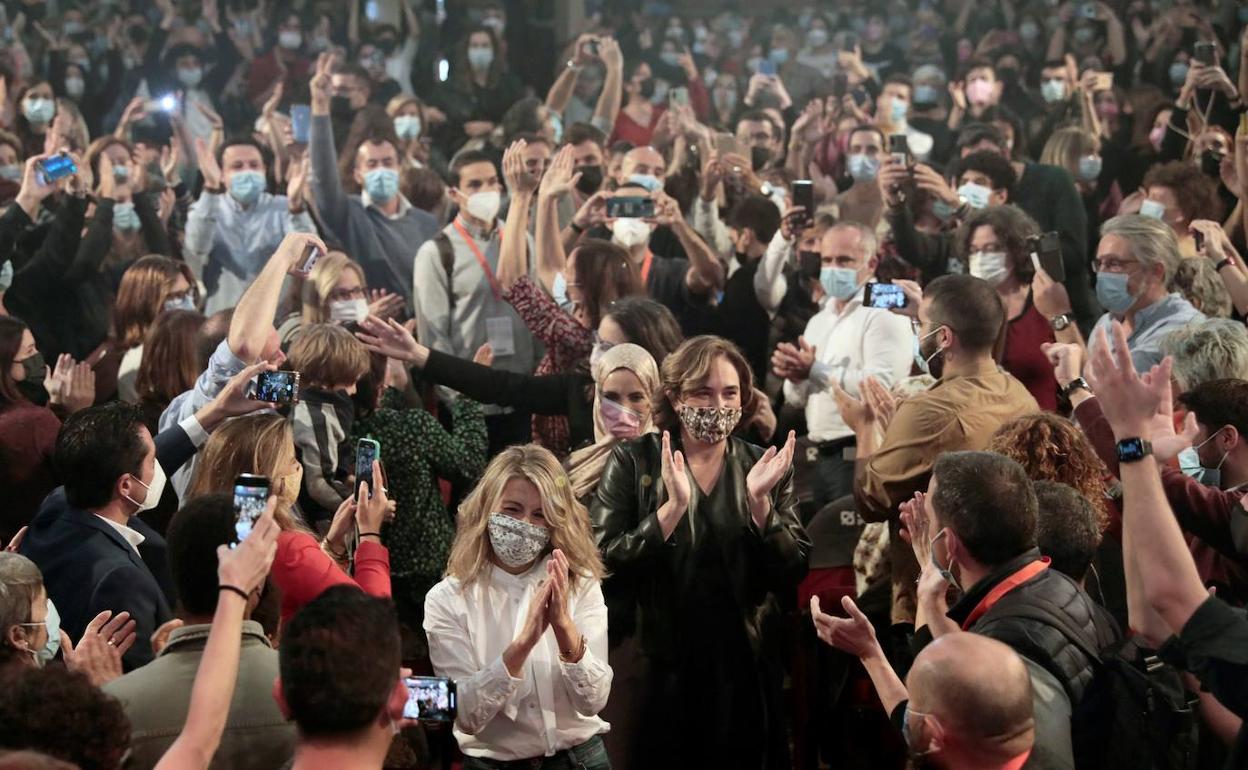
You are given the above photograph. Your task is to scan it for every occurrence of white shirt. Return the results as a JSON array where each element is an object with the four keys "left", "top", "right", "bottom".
[
  {"left": 96, "top": 515, "right": 145, "bottom": 555},
  {"left": 424, "top": 557, "right": 612, "bottom": 760},
  {"left": 783, "top": 290, "right": 915, "bottom": 442}
]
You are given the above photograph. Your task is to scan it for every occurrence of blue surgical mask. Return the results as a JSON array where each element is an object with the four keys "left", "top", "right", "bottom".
[
  {"left": 177, "top": 66, "right": 203, "bottom": 88},
  {"left": 0, "top": 259, "right": 12, "bottom": 292},
  {"left": 1181, "top": 428, "right": 1230, "bottom": 488},
  {"left": 847, "top": 154, "right": 879, "bottom": 182},
  {"left": 22, "top": 97, "right": 55, "bottom": 124},
  {"left": 768, "top": 47, "right": 790, "bottom": 65},
  {"left": 468, "top": 47, "right": 494, "bottom": 70},
  {"left": 364, "top": 168, "right": 400, "bottom": 202},
  {"left": 929, "top": 528, "right": 960, "bottom": 588},
  {"left": 228, "top": 170, "right": 265, "bottom": 206},
  {"left": 627, "top": 173, "right": 662, "bottom": 193},
  {"left": 0, "top": 164, "right": 19, "bottom": 182},
  {"left": 889, "top": 98, "right": 908, "bottom": 123},
  {"left": 112, "top": 201, "right": 141, "bottom": 231},
  {"left": 820, "top": 266, "right": 860, "bottom": 301},
  {"left": 1040, "top": 79, "right": 1067, "bottom": 103},
  {"left": 40, "top": 598, "right": 61, "bottom": 664},
  {"left": 1139, "top": 199, "right": 1165, "bottom": 220},
  {"left": 957, "top": 182, "right": 991, "bottom": 209},
  {"left": 807, "top": 29, "right": 829, "bottom": 48},
  {"left": 164, "top": 294, "right": 197, "bottom": 312},
  {"left": 1168, "top": 61, "right": 1189, "bottom": 87},
  {"left": 548, "top": 113, "right": 564, "bottom": 145},
  {"left": 931, "top": 199, "right": 956, "bottom": 222},
  {"left": 394, "top": 115, "right": 422, "bottom": 139},
  {"left": 660, "top": 50, "right": 681, "bottom": 67},
  {"left": 913, "top": 84, "right": 939, "bottom": 106},
  {"left": 1095, "top": 270, "right": 1137, "bottom": 315},
  {"left": 1077, "top": 155, "right": 1102, "bottom": 182}
]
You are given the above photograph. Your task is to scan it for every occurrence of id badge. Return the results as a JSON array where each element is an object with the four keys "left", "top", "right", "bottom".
[{"left": 485, "top": 316, "right": 515, "bottom": 356}]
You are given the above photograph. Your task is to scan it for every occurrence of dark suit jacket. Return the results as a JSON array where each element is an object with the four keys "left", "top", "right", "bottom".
[{"left": 21, "top": 423, "right": 197, "bottom": 670}]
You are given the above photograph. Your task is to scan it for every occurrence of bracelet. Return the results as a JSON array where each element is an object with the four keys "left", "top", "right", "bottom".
[
  {"left": 1215, "top": 257, "right": 1235, "bottom": 272},
  {"left": 359, "top": 531, "right": 383, "bottom": 540},
  {"left": 559, "top": 634, "right": 587, "bottom": 663},
  {"left": 569, "top": 220, "right": 585, "bottom": 234},
  {"left": 219, "top": 584, "right": 250, "bottom": 601}
]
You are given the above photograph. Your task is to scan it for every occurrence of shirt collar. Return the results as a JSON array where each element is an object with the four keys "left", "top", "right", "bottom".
[
  {"left": 1133, "top": 292, "right": 1187, "bottom": 330},
  {"left": 95, "top": 514, "right": 145, "bottom": 554},
  {"left": 159, "top": 620, "right": 271, "bottom": 656},
  {"left": 455, "top": 215, "right": 498, "bottom": 240},
  {"left": 362, "top": 190, "right": 413, "bottom": 219}
]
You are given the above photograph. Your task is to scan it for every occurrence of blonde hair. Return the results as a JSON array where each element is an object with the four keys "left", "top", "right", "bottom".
[
  {"left": 385, "top": 93, "right": 422, "bottom": 118},
  {"left": 287, "top": 323, "right": 370, "bottom": 389},
  {"left": 446, "top": 445, "right": 605, "bottom": 589},
  {"left": 186, "top": 413, "right": 305, "bottom": 532},
  {"left": 654, "top": 335, "right": 757, "bottom": 433},
  {"left": 301, "top": 251, "right": 367, "bottom": 324},
  {"left": 1039, "top": 126, "right": 1100, "bottom": 177}
]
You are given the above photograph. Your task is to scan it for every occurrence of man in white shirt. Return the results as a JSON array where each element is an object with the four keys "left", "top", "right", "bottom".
[{"left": 773, "top": 221, "right": 914, "bottom": 508}]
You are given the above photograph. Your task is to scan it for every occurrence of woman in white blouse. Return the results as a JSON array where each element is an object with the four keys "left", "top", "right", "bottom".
[{"left": 424, "top": 444, "right": 613, "bottom": 769}]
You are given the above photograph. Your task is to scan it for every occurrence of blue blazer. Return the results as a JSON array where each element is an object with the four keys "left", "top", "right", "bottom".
[{"left": 21, "top": 423, "right": 196, "bottom": 670}]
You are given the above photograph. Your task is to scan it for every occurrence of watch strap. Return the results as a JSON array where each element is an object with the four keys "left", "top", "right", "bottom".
[{"left": 1061, "top": 377, "right": 1089, "bottom": 398}]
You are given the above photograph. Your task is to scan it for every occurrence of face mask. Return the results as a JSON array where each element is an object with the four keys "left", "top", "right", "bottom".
[
  {"left": 1095, "top": 270, "right": 1138, "bottom": 315},
  {"left": 636, "top": 78, "right": 656, "bottom": 100},
  {"left": 1168, "top": 62, "right": 1188, "bottom": 87},
  {"left": 1139, "top": 199, "right": 1166, "bottom": 220},
  {"left": 1078, "top": 155, "right": 1102, "bottom": 182},
  {"left": 177, "top": 66, "right": 203, "bottom": 88},
  {"left": 889, "top": 99, "right": 908, "bottom": 123},
  {"left": 676, "top": 403, "right": 742, "bottom": 444},
  {"left": 465, "top": 189, "right": 501, "bottom": 222},
  {"left": 38, "top": 598, "right": 61, "bottom": 664},
  {"left": 902, "top": 704, "right": 939, "bottom": 758},
  {"left": 1040, "top": 79, "right": 1067, "bottom": 103},
  {"left": 164, "top": 294, "right": 197, "bottom": 312},
  {"left": 17, "top": 351, "right": 45, "bottom": 384},
  {"left": 750, "top": 145, "right": 772, "bottom": 172},
  {"left": 929, "top": 528, "right": 961, "bottom": 588},
  {"left": 611, "top": 217, "right": 653, "bottom": 248},
  {"left": 278, "top": 30, "right": 303, "bottom": 49},
  {"left": 548, "top": 113, "right": 563, "bottom": 145},
  {"left": 1019, "top": 20, "right": 1040, "bottom": 40},
  {"left": 113, "top": 201, "right": 141, "bottom": 232},
  {"left": 768, "top": 48, "right": 790, "bottom": 66},
  {"left": 330, "top": 298, "right": 369, "bottom": 323},
  {"left": 627, "top": 173, "right": 662, "bottom": 193},
  {"left": 601, "top": 397, "right": 643, "bottom": 438},
  {"left": 574, "top": 165, "right": 603, "bottom": 195},
  {"left": 965, "top": 78, "right": 994, "bottom": 105},
  {"left": 113, "top": 165, "right": 130, "bottom": 183},
  {"left": 968, "top": 250, "right": 1009, "bottom": 286},
  {"left": 394, "top": 115, "right": 422, "bottom": 139},
  {"left": 487, "top": 512, "right": 550, "bottom": 569},
  {"left": 957, "top": 182, "right": 991, "bottom": 209},
  {"left": 807, "top": 29, "right": 829, "bottom": 48},
  {"left": 123, "top": 460, "right": 167, "bottom": 513},
  {"left": 331, "top": 95, "right": 354, "bottom": 119},
  {"left": 847, "top": 154, "right": 879, "bottom": 182},
  {"left": 310, "top": 35, "right": 331, "bottom": 52},
  {"left": 820, "top": 266, "right": 860, "bottom": 301},
  {"left": 228, "top": 170, "right": 265, "bottom": 206},
  {"left": 797, "top": 250, "right": 822, "bottom": 280},
  {"left": 64, "top": 78, "right": 85, "bottom": 98},
  {"left": 0, "top": 259, "right": 12, "bottom": 292},
  {"left": 1180, "top": 428, "right": 1230, "bottom": 488},
  {"left": 468, "top": 47, "right": 494, "bottom": 70},
  {"left": 0, "top": 164, "right": 20, "bottom": 182},
  {"left": 728, "top": 29, "right": 746, "bottom": 49},
  {"left": 915, "top": 327, "right": 944, "bottom": 377},
  {"left": 931, "top": 199, "right": 957, "bottom": 222},
  {"left": 22, "top": 98, "right": 54, "bottom": 124},
  {"left": 1072, "top": 26, "right": 1096, "bottom": 44},
  {"left": 482, "top": 16, "right": 506, "bottom": 34},
  {"left": 913, "top": 84, "right": 939, "bottom": 108},
  {"left": 365, "top": 168, "right": 401, "bottom": 203},
  {"left": 63, "top": 21, "right": 86, "bottom": 37},
  {"left": 665, "top": 26, "right": 684, "bottom": 41},
  {"left": 660, "top": 50, "right": 681, "bottom": 67}
]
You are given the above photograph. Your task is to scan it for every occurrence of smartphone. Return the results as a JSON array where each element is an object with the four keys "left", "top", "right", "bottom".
[
  {"left": 757, "top": 58, "right": 777, "bottom": 77},
  {"left": 583, "top": 37, "right": 599, "bottom": 58},
  {"left": 668, "top": 86, "right": 689, "bottom": 107},
  {"left": 148, "top": 94, "right": 179, "bottom": 114},
  {"left": 1194, "top": 41, "right": 1216, "bottom": 65},
  {"left": 791, "top": 180, "right": 814, "bottom": 227},
  {"left": 888, "top": 134, "right": 911, "bottom": 167},
  {"left": 1092, "top": 71, "right": 1114, "bottom": 92},
  {"left": 606, "top": 195, "right": 655, "bottom": 218},
  {"left": 356, "top": 438, "right": 380, "bottom": 498},
  {"left": 250, "top": 370, "right": 301, "bottom": 404},
  {"left": 36, "top": 152, "right": 77, "bottom": 185},
  {"left": 797, "top": 250, "right": 822, "bottom": 280},
  {"left": 232, "top": 474, "right": 270, "bottom": 545},
  {"left": 863, "top": 282, "right": 907, "bottom": 309},
  {"left": 364, "top": 0, "right": 380, "bottom": 21},
  {"left": 1193, "top": 228, "right": 1205, "bottom": 253},
  {"left": 403, "top": 676, "right": 457, "bottom": 723},
  {"left": 1027, "top": 231, "right": 1066, "bottom": 282},
  {"left": 841, "top": 32, "right": 859, "bottom": 52},
  {"left": 296, "top": 242, "right": 322, "bottom": 274},
  {"left": 714, "top": 132, "right": 746, "bottom": 161},
  {"left": 290, "top": 104, "right": 311, "bottom": 144}
]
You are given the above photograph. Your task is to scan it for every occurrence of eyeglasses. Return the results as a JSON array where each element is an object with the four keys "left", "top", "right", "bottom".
[
  {"left": 1093, "top": 257, "right": 1139, "bottom": 274},
  {"left": 328, "top": 287, "right": 367, "bottom": 302}
]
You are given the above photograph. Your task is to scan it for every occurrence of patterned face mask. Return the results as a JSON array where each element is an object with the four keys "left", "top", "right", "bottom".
[
  {"left": 676, "top": 403, "right": 742, "bottom": 444},
  {"left": 487, "top": 513, "right": 550, "bottom": 569}
]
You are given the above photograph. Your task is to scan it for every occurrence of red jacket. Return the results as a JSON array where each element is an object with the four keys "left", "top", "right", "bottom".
[{"left": 273, "top": 530, "right": 391, "bottom": 625}]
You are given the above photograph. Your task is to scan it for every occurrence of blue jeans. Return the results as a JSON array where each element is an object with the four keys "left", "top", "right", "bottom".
[
  {"left": 462, "top": 735, "right": 611, "bottom": 770},
  {"left": 811, "top": 442, "right": 856, "bottom": 511}
]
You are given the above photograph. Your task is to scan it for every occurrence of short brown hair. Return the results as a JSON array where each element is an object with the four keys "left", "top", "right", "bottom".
[
  {"left": 654, "top": 335, "right": 756, "bottom": 432},
  {"left": 925, "top": 274, "right": 1005, "bottom": 354},
  {"left": 112, "top": 256, "right": 196, "bottom": 349},
  {"left": 287, "top": 323, "right": 370, "bottom": 389},
  {"left": 1142, "top": 160, "right": 1223, "bottom": 225},
  {"left": 571, "top": 238, "right": 643, "bottom": 329}
]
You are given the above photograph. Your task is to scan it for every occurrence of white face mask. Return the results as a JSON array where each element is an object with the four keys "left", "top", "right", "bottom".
[
  {"left": 123, "top": 460, "right": 167, "bottom": 513},
  {"left": 968, "top": 250, "right": 1010, "bottom": 286},
  {"left": 465, "top": 190, "right": 501, "bottom": 222},
  {"left": 487, "top": 512, "right": 550, "bottom": 569},
  {"left": 329, "top": 298, "right": 369, "bottom": 323},
  {"left": 611, "top": 217, "right": 654, "bottom": 248}
]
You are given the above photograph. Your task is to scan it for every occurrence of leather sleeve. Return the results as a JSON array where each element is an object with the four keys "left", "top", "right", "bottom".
[
  {"left": 589, "top": 442, "right": 668, "bottom": 573},
  {"left": 750, "top": 465, "right": 811, "bottom": 590}
]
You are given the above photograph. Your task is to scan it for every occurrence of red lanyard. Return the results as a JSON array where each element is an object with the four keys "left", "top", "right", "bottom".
[
  {"left": 453, "top": 219, "right": 503, "bottom": 300},
  {"left": 640, "top": 250, "right": 653, "bottom": 285},
  {"left": 961, "top": 558, "right": 1050, "bottom": 630}
]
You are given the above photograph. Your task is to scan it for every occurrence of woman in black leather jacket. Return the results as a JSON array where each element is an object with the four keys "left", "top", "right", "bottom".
[{"left": 588, "top": 335, "right": 811, "bottom": 770}]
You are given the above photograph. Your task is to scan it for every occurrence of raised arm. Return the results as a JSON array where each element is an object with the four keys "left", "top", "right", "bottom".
[
  {"left": 653, "top": 191, "right": 724, "bottom": 294},
  {"left": 308, "top": 52, "right": 349, "bottom": 237},
  {"left": 534, "top": 145, "right": 578, "bottom": 292},
  {"left": 547, "top": 35, "right": 596, "bottom": 117},
  {"left": 230, "top": 232, "right": 327, "bottom": 363},
  {"left": 593, "top": 38, "right": 624, "bottom": 134},
  {"left": 811, "top": 594, "right": 908, "bottom": 718},
  {"left": 497, "top": 140, "right": 538, "bottom": 291}
]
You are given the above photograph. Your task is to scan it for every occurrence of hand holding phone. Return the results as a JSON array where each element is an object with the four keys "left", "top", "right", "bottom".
[
  {"left": 296, "top": 242, "right": 322, "bottom": 274},
  {"left": 1027, "top": 231, "right": 1065, "bottom": 282},
  {"left": 250, "top": 370, "right": 301, "bottom": 404},
  {"left": 863, "top": 282, "right": 907, "bottom": 310},
  {"left": 290, "top": 105, "right": 312, "bottom": 144},
  {"left": 355, "top": 439, "right": 380, "bottom": 499},
  {"left": 232, "top": 474, "right": 270, "bottom": 545},
  {"left": 791, "top": 180, "right": 814, "bottom": 228},
  {"left": 606, "top": 195, "right": 656, "bottom": 219},
  {"left": 36, "top": 152, "right": 78, "bottom": 186},
  {"left": 403, "top": 676, "right": 457, "bottom": 722}
]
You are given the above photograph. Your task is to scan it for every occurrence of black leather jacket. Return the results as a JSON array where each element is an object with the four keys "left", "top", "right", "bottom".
[{"left": 589, "top": 433, "right": 811, "bottom": 661}]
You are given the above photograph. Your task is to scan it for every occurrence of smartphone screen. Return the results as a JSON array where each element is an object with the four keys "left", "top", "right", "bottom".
[
  {"left": 290, "top": 105, "right": 311, "bottom": 144},
  {"left": 606, "top": 196, "right": 655, "bottom": 219},
  {"left": 757, "top": 59, "right": 777, "bottom": 77},
  {"left": 888, "top": 134, "right": 910, "bottom": 166},
  {"left": 252, "top": 371, "right": 300, "bottom": 404},
  {"left": 863, "top": 282, "right": 907, "bottom": 310},
  {"left": 403, "top": 676, "right": 457, "bottom": 722},
  {"left": 668, "top": 87, "right": 689, "bottom": 107},
  {"left": 37, "top": 153, "right": 77, "bottom": 185},
  {"left": 1194, "top": 41, "right": 1216, "bottom": 65},
  {"left": 792, "top": 180, "right": 814, "bottom": 227},
  {"left": 233, "top": 474, "right": 270, "bottom": 545},
  {"left": 356, "top": 439, "right": 379, "bottom": 498}
]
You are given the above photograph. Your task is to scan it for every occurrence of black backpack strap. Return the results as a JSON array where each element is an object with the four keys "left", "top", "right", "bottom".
[
  {"left": 989, "top": 593, "right": 1105, "bottom": 665},
  {"left": 433, "top": 231, "right": 455, "bottom": 313}
]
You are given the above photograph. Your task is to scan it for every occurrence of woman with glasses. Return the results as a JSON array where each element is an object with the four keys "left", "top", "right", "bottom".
[{"left": 277, "top": 251, "right": 406, "bottom": 347}]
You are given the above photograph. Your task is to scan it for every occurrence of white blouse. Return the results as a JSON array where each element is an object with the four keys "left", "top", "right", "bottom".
[{"left": 423, "top": 556, "right": 612, "bottom": 760}]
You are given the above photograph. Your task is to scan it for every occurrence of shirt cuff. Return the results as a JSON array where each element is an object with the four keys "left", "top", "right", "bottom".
[
  {"left": 809, "top": 361, "right": 835, "bottom": 389},
  {"left": 558, "top": 646, "right": 610, "bottom": 691},
  {"left": 180, "top": 414, "right": 210, "bottom": 447}
]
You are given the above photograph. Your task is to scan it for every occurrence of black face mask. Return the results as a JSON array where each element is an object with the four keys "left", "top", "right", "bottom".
[
  {"left": 797, "top": 250, "right": 822, "bottom": 280},
  {"left": 750, "top": 145, "right": 772, "bottom": 172},
  {"left": 574, "top": 165, "right": 604, "bottom": 195},
  {"left": 637, "top": 78, "right": 656, "bottom": 100},
  {"left": 330, "top": 95, "right": 353, "bottom": 120},
  {"left": 1200, "top": 151, "right": 1223, "bottom": 178},
  {"left": 378, "top": 38, "right": 397, "bottom": 55}
]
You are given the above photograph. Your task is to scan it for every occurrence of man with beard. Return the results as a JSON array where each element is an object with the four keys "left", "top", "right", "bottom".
[{"left": 838, "top": 274, "right": 1037, "bottom": 624}]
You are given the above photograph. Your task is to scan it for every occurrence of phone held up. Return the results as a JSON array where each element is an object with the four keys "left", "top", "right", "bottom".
[
  {"left": 250, "top": 371, "right": 301, "bottom": 404},
  {"left": 356, "top": 438, "right": 380, "bottom": 499},
  {"left": 1027, "top": 231, "right": 1065, "bottom": 283},
  {"left": 232, "top": 474, "right": 269, "bottom": 546},
  {"left": 791, "top": 180, "right": 814, "bottom": 228},
  {"left": 296, "top": 241, "right": 322, "bottom": 274},
  {"left": 606, "top": 195, "right": 656, "bottom": 219},
  {"left": 403, "top": 676, "right": 457, "bottom": 723},
  {"left": 36, "top": 152, "right": 78, "bottom": 186},
  {"left": 863, "top": 282, "right": 907, "bottom": 310}
]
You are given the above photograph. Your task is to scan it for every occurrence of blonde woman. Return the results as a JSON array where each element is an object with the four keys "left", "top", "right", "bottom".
[
  {"left": 424, "top": 445, "right": 612, "bottom": 770},
  {"left": 278, "top": 252, "right": 405, "bottom": 347},
  {"left": 1039, "top": 126, "right": 1121, "bottom": 254}
]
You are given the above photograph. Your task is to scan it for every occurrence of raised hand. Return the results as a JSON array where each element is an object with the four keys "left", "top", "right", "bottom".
[
  {"left": 1148, "top": 376, "right": 1201, "bottom": 462},
  {"left": 700, "top": 151, "right": 725, "bottom": 202},
  {"left": 660, "top": 430, "right": 691, "bottom": 513},
  {"left": 15, "top": 154, "right": 59, "bottom": 213},
  {"left": 118, "top": 96, "right": 148, "bottom": 131},
  {"left": 888, "top": 279, "right": 923, "bottom": 319},
  {"left": 746, "top": 430, "right": 796, "bottom": 526},
  {"left": 1041, "top": 341, "right": 1084, "bottom": 389},
  {"left": 898, "top": 489, "right": 932, "bottom": 567},
  {"left": 571, "top": 190, "right": 609, "bottom": 230},
  {"left": 538, "top": 145, "right": 580, "bottom": 200},
  {"left": 544, "top": 549, "right": 576, "bottom": 634},
  {"left": 1031, "top": 264, "right": 1073, "bottom": 319},
  {"left": 1083, "top": 321, "right": 1171, "bottom": 440},
  {"left": 811, "top": 595, "right": 881, "bottom": 660},
  {"left": 355, "top": 461, "right": 396, "bottom": 533},
  {"left": 771, "top": 336, "right": 815, "bottom": 382},
  {"left": 63, "top": 610, "right": 136, "bottom": 686},
  {"left": 323, "top": 494, "right": 359, "bottom": 557},
  {"left": 356, "top": 316, "right": 427, "bottom": 365},
  {"left": 310, "top": 52, "right": 334, "bottom": 115},
  {"left": 61, "top": 360, "right": 96, "bottom": 414},
  {"left": 286, "top": 154, "right": 309, "bottom": 206},
  {"left": 473, "top": 343, "right": 495, "bottom": 367},
  {"left": 195, "top": 137, "right": 222, "bottom": 190},
  {"left": 503, "top": 139, "right": 539, "bottom": 196},
  {"left": 649, "top": 191, "right": 682, "bottom": 228},
  {"left": 598, "top": 37, "right": 623, "bottom": 72},
  {"left": 778, "top": 205, "right": 807, "bottom": 241},
  {"left": 216, "top": 496, "right": 280, "bottom": 597},
  {"left": 366, "top": 288, "right": 405, "bottom": 321},
  {"left": 505, "top": 577, "right": 553, "bottom": 676},
  {"left": 5, "top": 526, "right": 28, "bottom": 553},
  {"left": 830, "top": 381, "right": 874, "bottom": 435}
]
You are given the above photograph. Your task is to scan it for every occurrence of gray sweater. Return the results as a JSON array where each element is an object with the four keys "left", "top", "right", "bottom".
[{"left": 309, "top": 114, "right": 438, "bottom": 307}]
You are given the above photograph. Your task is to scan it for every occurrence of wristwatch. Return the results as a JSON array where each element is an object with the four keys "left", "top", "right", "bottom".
[
  {"left": 1049, "top": 313, "right": 1073, "bottom": 332},
  {"left": 1061, "top": 377, "right": 1090, "bottom": 399},
  {"left": 1215, "top": 257, "right": 1236, "bottom": 272},
  {"left": 1115, "top": 437, "right": 1153, "bottom": 464}
]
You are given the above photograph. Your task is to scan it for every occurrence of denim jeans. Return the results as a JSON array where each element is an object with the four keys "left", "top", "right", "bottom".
[
  {"left": 811, "top": 442, "right": 856, "bottom": 511},
  {"left": 462, "top": 735, "right": 611, "bottom": 770}
]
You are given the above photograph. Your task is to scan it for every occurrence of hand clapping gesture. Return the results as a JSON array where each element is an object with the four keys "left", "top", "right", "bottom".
[
  {"left": 811, "top": 595, "right": 881, "bottom": 660},
  {"left": 503, "top": 139, "right": 540, "bottom": 196},
  {"left": 746, "top": 430, "right": 796, "bottom": 528},
  {"left": 539, "top": 145, "right": 581, "bottom": 201}
]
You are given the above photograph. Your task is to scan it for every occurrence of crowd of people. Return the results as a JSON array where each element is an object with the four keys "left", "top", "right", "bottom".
[{"left": 0, "top": 0, "right": 1247, "bottom": 768}]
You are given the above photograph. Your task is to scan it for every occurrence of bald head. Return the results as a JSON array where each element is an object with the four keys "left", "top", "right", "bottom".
[
  {"left": 907, "top": 634, "right": 1034, "bottom": 763},
  {"left": 621, "top": 146, "right": 665, "bottom": 180}
]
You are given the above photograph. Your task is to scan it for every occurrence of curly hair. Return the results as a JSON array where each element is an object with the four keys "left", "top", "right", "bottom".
[
  {"left": 988, "top": 412, "right": 1111, "bottom": 533},
  {"left": 1142, "top": 160, "right": 1223, "bottom": 226},
  {"left": 955, "top": 205, "right": 1042, "bottom": 283},
  {"left": 0, "top": 667, "right": 130, "bottom": 770}
]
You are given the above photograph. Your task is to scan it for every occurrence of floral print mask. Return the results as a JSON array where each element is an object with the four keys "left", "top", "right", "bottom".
[
  {"left": 487, "top": 513, "right": 550, "bottom": 569},
  {"left": 676, "top": 403, "right": 742, "bottom": 444}
]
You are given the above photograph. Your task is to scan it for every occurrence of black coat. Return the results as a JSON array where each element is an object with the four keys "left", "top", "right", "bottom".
[{"left": 20, "top": 422, "right": 197, "bottom": 671}]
